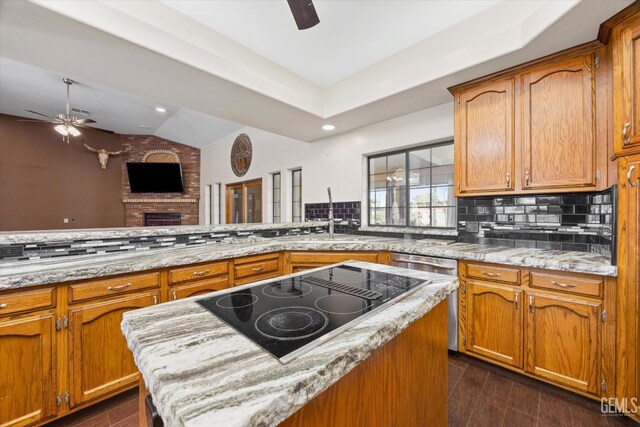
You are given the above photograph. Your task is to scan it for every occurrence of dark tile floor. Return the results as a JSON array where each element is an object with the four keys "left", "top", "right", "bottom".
[{"left": 45, "top": 354, "right": 639, "bottom": 426}]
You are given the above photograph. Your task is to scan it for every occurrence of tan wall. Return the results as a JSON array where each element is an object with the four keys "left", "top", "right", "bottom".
[{"left": 0, "top": 113, "right": 125, "bottom": 231}]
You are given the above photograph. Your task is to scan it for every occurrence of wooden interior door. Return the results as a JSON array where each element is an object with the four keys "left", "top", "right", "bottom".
[
  {"left": 614, "top": 17, "right": 640, "bottom": 154},
  {"left": 0, "top": 314, "right": 56, "bottom": 427},
  {"left": 68, "top": 292, "right": 158, "bottom": 407},
  {"left": 456, "top": 78, "right": 515, "bottom": 195},
  {"left": 466, "top": 281, "right": 523, "bottom": 368},
  {"left": 522, "top": 54, "right": 596, "bottom": 191},
  {"left": 525, "top": 293, "right": 600, "bottom": 395},
  {"left": 225, "top": 179, "right": 262, "bottom": 224}
]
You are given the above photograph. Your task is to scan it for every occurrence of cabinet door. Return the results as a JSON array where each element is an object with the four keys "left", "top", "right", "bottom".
[
  {"left": 522, "top": 54, "right": 596, "bottom": 190},
  {"left": 525, "top": 293, "right": 600, "bottom": 395},
  {"left": 456, "top": 78, "right": 515, "bottom": 195},
  {"left": 0, "top": 314, "right": 56, "bottom": 427},
  {"left": 614, "top": 18, "right": 640, "bottom": 154},
  {"left": 68, "top": 292, "right": 158, "bottom": 407},
  {"left": 466, "top": 282, "right": 523, "bottom": 368},
  {"left": 169, "top": 276, "right": 228, "bottom": 301}
]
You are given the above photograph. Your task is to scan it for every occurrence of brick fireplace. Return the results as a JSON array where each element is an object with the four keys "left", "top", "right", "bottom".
[{"left": 121, "top": 135, "right": 200, "bottom": 227}]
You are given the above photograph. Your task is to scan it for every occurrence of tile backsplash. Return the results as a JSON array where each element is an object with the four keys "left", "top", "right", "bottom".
[
  {"left": 305, "top": 201, "right": 361, "bottom": 232},
  {"left": 457, "top": 187, "right": 616, "bottom": 260}
]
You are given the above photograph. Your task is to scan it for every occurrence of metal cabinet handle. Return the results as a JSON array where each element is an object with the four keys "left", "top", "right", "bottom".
[
  {"left": 628, "top": 165, "right": 637, "bottom": 188},
  {"left": 192, "top": 270, "right": 211, "bottom": 276},
  {"left": 550, "top": 280, "right": 577, "bottom": 288},
  {"left": 482, "top": 271, "right": 501, "bottom": 277},
  {"left": 529, "top": 296, "right": 534, "bottom": 313},
  {"left": 623, "top": 122, "right": 631, "bottom": 145},
  {"left": 514, "top": 292, "right": 519, "bottom": 310},
  {"left": 153, "top": 295, "right": 158, "bottom": 305},
  {"left": 525, "top": 169, "right": 530, "bottom": 186},
  {"left": 172, "top": 291, "right": 177, "bottom": 301},
  {"left": 506, "top": 172, "right": 511, "bottom": 188},
  {"left": 107, "top": 283, "right": 131, "bottom": 291},
  {"left": 252, "top": 266, "right": 265, "bottom": 272},
  {"left": 394, "top": 258, "right": 456, "bottom": 270},
  {"left": 0, "top": 303, "right": 7, "bottom": 309}
]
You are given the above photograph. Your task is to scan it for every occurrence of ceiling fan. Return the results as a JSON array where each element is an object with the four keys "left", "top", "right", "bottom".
[
  {"left": 18, "top": 78, "right": 97, "bottom": 143},
  {"left": 287, "top": 0, "right": 320, "bottom": 30}
]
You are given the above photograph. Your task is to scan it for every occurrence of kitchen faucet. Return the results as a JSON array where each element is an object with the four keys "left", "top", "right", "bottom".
[{"left": 327, "top": 187, "right": 334, "bottom": 240}]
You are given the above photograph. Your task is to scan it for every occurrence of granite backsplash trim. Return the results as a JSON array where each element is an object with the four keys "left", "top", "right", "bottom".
[
  {"left": 0, "top": 226, "right": 328, "bottom": 262},
  {"left": 457, "top": 187, "right": 616, "bottom": 261},
  {"left": 305, "top": 201, "right": 361, "bottom": 232}
]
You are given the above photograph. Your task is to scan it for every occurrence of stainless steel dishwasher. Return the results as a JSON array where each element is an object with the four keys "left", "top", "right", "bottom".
[{"left": 390, "top": 253, "right": 458, "bottom": 351}]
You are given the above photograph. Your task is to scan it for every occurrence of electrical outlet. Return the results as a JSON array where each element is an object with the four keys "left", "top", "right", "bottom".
[
  {"left": 0, "top": 245, "right": 24, "bottom": 257},
  {"left": 63, "top": 218, "right": 69, "bottom": 224},
  {"left": 466, "top": 221, "right": 480, "bottom": 233}
]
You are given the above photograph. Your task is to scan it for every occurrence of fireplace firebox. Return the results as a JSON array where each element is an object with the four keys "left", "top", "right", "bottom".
[{"left": 144, "top": 213, "right": 181, "bottom": 227}]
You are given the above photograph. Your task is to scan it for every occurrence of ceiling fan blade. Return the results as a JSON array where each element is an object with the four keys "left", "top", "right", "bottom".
[
  {"left": 25, "top": 109, "right": 55, "bottom": 120},
  {"left": 17, "top": 119, "right": 56, "bottom": 123},
  {"left": 75, "top": 124, "right": 114, "bottom": 134},
  {"left": 74, "top": 118, "right": 97, "bottom": 124},
  {"left": 287, "top": 0, "right": 319, "bottom": 30}
]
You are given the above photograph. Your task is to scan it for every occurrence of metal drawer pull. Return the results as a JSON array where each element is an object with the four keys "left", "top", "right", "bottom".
[
  {"left": 192, "top": 270, "right": 211, "bottom": 276},
  {"left": 394, "top": 258, "right": 456, "bottom": 270},
  {"left": 623, "top": 122, "right": 631, "bottom": 145},
  {"left": 252, "top": 266, "right": 265, "bottom": 272},
  {"left": 525, "top": 169, "right": 530, "bottom": 186},
  {"left": 550, "top": 280, "right": 577, "bottom": 288},
  {"left": 0, "top": 303, "right": 7, "bottom": 309},
  {"left": 153, "top": 295, "right": 158, "bottom": 305},
  {"left": 628, "top": 166, "right": 636, "bottom": 188},
  {"left": 482, "top": 271, "right": 501, "bottom": 277},
  {"left": 172, "top": 291, "right": 177, "bottom": 301},
  {"left": 506, "top": 172, "right": 511, "bottom": 188},
  {"left": 529, "top": 296, "right": 534, "bottom": 313},
  {"left": 107, "top": 283, "right": 131, "bottom": 291},
  {"left": 514, "top": 293, "right": 519, "bottom": 310}
]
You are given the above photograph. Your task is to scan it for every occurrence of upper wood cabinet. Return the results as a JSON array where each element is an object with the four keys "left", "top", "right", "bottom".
[
  {"left": 0, "top": 313, "right": 57, "bottom": 427},
  {"left": 522, "top": 55, "right": 596, "bottom": 190},
  {"left": 455, "top": 78, "right": 515, "bottom": 194},
  {"left": 613, "top": 15, "right": 640, "bottom": 155},
  {"left": 452, "top": 48, "right": 605, "bottom": 196}
]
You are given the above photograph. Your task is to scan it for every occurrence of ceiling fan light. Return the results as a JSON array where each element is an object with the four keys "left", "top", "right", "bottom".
[
  {"left": 54, "top": 124, "right": 69, "bottom": 136},
  {"left": 67, "top": 126, "right": 81, "bottom": 137}
]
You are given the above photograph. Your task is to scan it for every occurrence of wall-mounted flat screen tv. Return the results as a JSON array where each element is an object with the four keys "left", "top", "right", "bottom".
[{"left": 126, "top": 162, "right": 184, "bottom": 193}]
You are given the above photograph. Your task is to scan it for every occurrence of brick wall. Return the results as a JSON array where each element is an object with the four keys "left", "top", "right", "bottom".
[{"left": 120, "top": 135, "right": 200, "bottom": 226}]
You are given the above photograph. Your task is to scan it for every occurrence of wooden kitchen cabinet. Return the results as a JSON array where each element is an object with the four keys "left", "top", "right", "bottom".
[
  {"left": 285, "top": 251, "right": 383, "bottom": 273},
  {"left": 613, "top": 13, "right": 640, "bottom": 155},
  {"left": 522, "top": 54, "right": 597, "bottom": 191},
  {"left": 168, "top": 276, "right": 229, "bottom": 301},
  {"left": 0, "top": 313, "right": 57, "bottom": 427},
  {"left": 465, "top": 281, "right": 523, "bottom": 368},
  {"left": 68, "top": 291, "right": 159, "bottom": 408},
  {"left": 525, "top": 292, "right": 601, "bottom": 395},
  {"left": 455, "top": 78, "right": 515, "bottom": 195}
]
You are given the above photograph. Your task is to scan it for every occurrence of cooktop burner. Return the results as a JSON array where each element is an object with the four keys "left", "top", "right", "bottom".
[{"left": 196, "top": 264, "right": 425, "bottom": 364}]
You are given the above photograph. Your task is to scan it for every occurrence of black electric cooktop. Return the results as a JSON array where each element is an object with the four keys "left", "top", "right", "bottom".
[{"left": 196, "top": 265, "right": 425, "bottom": 364}]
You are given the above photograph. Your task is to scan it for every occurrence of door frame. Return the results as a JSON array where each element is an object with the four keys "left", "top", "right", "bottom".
[{"left": 225, "top": 178, "right": 263, "bottom": 224}]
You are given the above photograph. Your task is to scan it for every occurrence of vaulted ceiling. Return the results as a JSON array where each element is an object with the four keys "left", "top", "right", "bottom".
[{"left": 0, "top": 0, "right": 633, "bottom": 144}]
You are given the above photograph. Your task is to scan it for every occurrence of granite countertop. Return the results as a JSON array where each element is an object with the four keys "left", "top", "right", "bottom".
[
  {"left": 0, "top": 234, "right": 616, "bottom": 290},
  {"left": 121, "top": 261, "right": 458, "bottom": 427}
]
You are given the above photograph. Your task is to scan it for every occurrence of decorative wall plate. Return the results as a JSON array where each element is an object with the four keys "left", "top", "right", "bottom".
[{"left": 231, "top": 133, "right": 253, "bottom": 177}]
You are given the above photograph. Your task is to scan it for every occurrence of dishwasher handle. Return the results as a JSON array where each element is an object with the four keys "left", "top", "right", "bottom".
[{"left": 393, "top": 258, "right": 456, "bottom": 270}]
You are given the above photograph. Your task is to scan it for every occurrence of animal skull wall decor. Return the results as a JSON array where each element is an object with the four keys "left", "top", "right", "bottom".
[{"left": 83, "top": 142, "right": 123, "bottom": 169}]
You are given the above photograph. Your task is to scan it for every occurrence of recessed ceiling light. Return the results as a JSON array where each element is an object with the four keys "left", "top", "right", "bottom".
[
  {"left": 155, "top": 107, "right": 166, "bottom": 113},
  {"left": 322, "top": 124, "right": 335, "bottom": 131}
]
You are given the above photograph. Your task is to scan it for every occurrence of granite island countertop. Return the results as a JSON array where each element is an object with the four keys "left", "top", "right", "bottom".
[
  {"left": 121, "top": 261, "right": 458, "bottom": 427},
  {"left": 0, "top": 234, "right": 616, "bottom": 290}
]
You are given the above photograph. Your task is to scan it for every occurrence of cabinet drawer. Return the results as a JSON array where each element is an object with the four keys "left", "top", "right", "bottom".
[
  {"left": 530, "top": 272, "right": 603, "bottom": 298},
  {"left": 0, "top": 287, "right": 56, "bottom": 317},
  {"left": 466, "top": 263, "right": 520, "bottom": 284},
  {"left": 288, "top": 251, "right": 379, "bottom": 264},
  {"left": 169, "top": 261, "right": 228, "bottom": 284},
  {"left": 234, "top": 258, "right": 279, "bottom": 280},
  {"left": 69, "top": 273, "right": 160, "bottom": 303},
  {"left": 169, "top": 276, "right": 229, "bottom": 301}
]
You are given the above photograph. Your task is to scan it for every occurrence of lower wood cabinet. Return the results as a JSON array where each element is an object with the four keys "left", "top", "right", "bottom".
[
  {"left": 525, "top": 293, "right": 601, "bottom": 395},
  {"left": 169, "top": 276, "right": 229, "bottom": 301},
  {"left": 465, "top": 281, "right": 523, "bottom": 368},
  {"left": 286, "top": 251, "right": 382, "bottom": 273},
  {"left": 68, "top": 291, "right": 159, "bottom": 408},
  {"left": 0, "top": 313, "right": 57, "bottom": 427}
]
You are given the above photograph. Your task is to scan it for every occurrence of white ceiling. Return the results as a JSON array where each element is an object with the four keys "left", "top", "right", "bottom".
[
  {"left": 0, "top": 0, "right": 634, "bottom": 143},
  {"left": 0, "top": 58, "right": 243, "bottom": 148},
  {"left": 161, "top": 0, "right": 499, "bottom": 87}
]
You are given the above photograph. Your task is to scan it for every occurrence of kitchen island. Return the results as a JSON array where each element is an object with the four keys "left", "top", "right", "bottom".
[{"left": 121, "top": 261, "right": 457, "bottom": 427}]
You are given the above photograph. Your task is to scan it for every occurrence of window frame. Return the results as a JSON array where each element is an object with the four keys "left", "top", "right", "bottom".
[
  {"left": 291, "top": 168, "right": 302, "bottom": 222},
  {"left": 272, "top": 172, "right": 281, "bottom": 223},
  {"left": 367, "top": 141, "right": 456, "bottom": 229},
  {"left": 204, "top": 184, "right": 212, "bottom": 225}
]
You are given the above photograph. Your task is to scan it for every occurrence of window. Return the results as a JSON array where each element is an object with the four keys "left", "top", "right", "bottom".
[
  {"left": 273, "top": 172, "right": 281, "bottom": 223},
  {"left": 204, "top": 184, "right": 212, "bottom": 225},
  {"left": 368, "top": 142, "right": 455, "bottom": 228},
  {"left": 215, "top": 183, "right": 222, "bottom": 225},
  {"left": 292, "top": 169, "right": 302, "bottom": 222}
]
